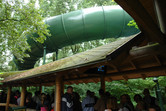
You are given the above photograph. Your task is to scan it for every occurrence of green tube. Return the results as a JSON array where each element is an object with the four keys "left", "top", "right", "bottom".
[{"left": 15, "top": 6, "right": 140, "bottom": 70}]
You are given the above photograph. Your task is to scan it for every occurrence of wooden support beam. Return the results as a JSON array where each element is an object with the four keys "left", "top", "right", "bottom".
[
  {"left": 6, "top": 87, "right": 11, "bottom": 111},
  {"left": 106, "top": 62, "right": 119, "bottom": 72},
  {"left": 109, "top": 78, "right": 113, "bottom": 82},
  {"left": 122, "top": 75, "right": 128, "bottom": 81},
  {"left": 115, "top": 0, "right": 165, "bottom": 44},
  {"left": 154, "top": 55, "right": 162, "bottom": 66},
  {"left": 39, "top": 85, "right": 42, "bottom": 94},
  {"left": 20, "top": 86, "right": 26, "bottom": 106},
  {"left": 64, "top": 75, "right": 100, "bottom": 82},
  {"left": 55, "top": 75, "right": 62, "bottom": 111},
  {"left": 141, "top": 74, "right": 147, "bottom": 80},
  {"left": 130, "top": 60, "right": 137, "bottom": 69},
  {"left": 106, "top": 65, "right": 166, "bottom": 77}
]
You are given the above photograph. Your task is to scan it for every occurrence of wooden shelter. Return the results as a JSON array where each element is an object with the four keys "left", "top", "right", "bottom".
[{"left": 0, "top": 0, "right": 166, "bottom": 111}]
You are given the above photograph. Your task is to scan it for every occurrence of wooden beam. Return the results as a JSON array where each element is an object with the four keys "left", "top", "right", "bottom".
[
  {"left": 20, "top": 86, "right": 26, "bottom": 106},
  {"left": 107, "top": 33, "right": 145, "bottom": 66},
  {"left": 64, "top": 76, "right": 100, "bottom": 82},
  {"left": 115, "top": 0, "right": 165, "bottom": 44},
  {"left": 141, "top": 74, "right": 147, "bottom": 80},
  {"left": 109, "top": 78, "right": 113, "bottom": 82},
  {"left": 106, "top": 65, "right": 166, "bottom": 77},
  {"left": 122, "top": 75, "right": 128, "bottom": 81},
  {"left": 154, "top": 55, "right": 162, "bottom": 66},
  {"left": 106, "top": 62, "right": 119, "bottom": 72},
  {"left": 130, "top": 60, "right": 137, "bottom": 69},
  {"left": 6, "top": 87, "right": 11, "bottom": 111},
  {"left": 0, "top": 103, "right": 17, "bottom": 107}
]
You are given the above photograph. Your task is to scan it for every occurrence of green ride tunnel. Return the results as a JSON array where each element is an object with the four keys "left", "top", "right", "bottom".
[{"left": 15, "top": 6, "right": 140, "bottom": 70}]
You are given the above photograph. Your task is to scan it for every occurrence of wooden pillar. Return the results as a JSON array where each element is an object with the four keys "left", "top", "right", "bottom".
[
  {"left": 39, "top": 85, "right": 42, "bottom": 93},
  {"left": 54, "top": 75, "right": 62, "bottom": 111},
  {"left": 20, "top": 86, "right": 26, "bottom": 106},
  {"left": 6, "top": 87, "right": 11, "bottom": 111},
  {"left": 61, "top": 79, "right": 64, "bottom": 94},
  {"left": 100, "top": 66, "right": 107, "bottom": 92},
  {"left": 100, "top": 75, "right": 105, "bottom": 92}
]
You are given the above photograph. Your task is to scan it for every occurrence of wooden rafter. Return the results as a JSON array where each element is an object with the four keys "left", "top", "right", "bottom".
[
  {"left": 122, "top": 75, "right": 128, "bottom": 81},
  {"left": 154, "top": 55, "right": 162, "bottom": 66},
  {"left": 130, "top": 60, "right": 137, "bottom": 69},
  {"left": 141, "top": 74, "right": 147, "bottom": 79},
  {"left": 106, "top": 65, "right": 166, "bottom": 77}
]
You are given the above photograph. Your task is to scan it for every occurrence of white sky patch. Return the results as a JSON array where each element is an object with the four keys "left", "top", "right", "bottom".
[{"left": 35, "top": 0, "right": 39, "bottom": 8}]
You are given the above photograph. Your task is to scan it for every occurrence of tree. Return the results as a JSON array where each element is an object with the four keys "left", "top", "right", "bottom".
[{"left": 0, "top": 0, "right": 50, "bottom": 65}]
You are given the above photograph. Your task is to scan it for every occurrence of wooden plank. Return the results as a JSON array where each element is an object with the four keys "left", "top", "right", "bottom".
[{"left": 0, "top": 103, "right": 18, "bottom": 107}]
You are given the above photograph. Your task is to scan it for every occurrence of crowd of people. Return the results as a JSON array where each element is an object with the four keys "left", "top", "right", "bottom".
[
  {"left": 0, "top": 87, "right": 161, "bottom": 111},
  {"left": 61, "top": 87, "right": 161, "bottom": 111}
]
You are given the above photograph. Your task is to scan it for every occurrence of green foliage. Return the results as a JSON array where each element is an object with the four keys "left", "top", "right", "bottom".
[
  {"left": 0, "top": 0, "right": 50, "bottom": 63},
  {"left": 68, "top": 78, "right": 165, "bottom": 102},
  {"left": 39, "top": 0, "right": 117, "bottom": 17},
  {"left": 128, "top": 20, "right": 139, "bottom": 29}
]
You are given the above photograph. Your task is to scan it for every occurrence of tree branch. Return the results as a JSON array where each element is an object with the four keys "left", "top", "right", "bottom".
[{"left": 0, "top": 18, "right": 24, "bottom": 22}]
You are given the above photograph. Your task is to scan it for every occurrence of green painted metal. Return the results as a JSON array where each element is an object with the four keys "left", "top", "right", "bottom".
[
  {"left": 154, "top": 77, "right": 164, "bottom": 111},
  {"left": 15, "top": 6, "right": 140, "bottom": 70},
  {"left": 42, "top": 46, "right": 46, "bottom": 65}
]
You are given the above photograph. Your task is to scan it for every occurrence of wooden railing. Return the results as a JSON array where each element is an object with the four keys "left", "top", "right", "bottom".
[{"left": 0, "top": 103, "right": 18, "bottom": 107}]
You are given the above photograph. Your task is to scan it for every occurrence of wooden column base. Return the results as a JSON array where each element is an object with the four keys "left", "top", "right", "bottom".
[
  {"left": 55, "top": 75, "right": 62, "bottom": 111},
  {"left": 6, "top": 87, "right": 11, "bottom": 111}
]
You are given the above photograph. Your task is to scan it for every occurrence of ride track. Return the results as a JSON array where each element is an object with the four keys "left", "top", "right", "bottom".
[{"left": 14, "top": 5, "right": 140, "bottom": 70}]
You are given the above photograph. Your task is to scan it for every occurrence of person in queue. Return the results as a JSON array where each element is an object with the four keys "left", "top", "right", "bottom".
[
  {"left": 105, "top": 96, "right": 119, "bottom": 111},
  {"left": 82, "top": 90, "right": 95, "bottom": 111},
  {"left": 134, "top": 94, "right": 146, "bottom": 111},
  {"left": 94, "top": 89, "right": 106, "bottom": 111},
  {"left": 119, "top": 94, "right": 134, "bottom": 111},
  {"left": 61, "top": 86, "right": 74, "bottom": 111}
]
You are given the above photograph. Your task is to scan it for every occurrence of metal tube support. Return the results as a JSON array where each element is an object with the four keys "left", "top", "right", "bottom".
[
  {"left": 42, "top": 46, "right": 47, "bottom": 93},
  {"left": 156, "top": 82, "right": 164, "bottom": 111},
  {"left": 153, "top": 77, "right": 164, "bottom": 111},
  {"left": 43, "top": 46, "right": 46, "bottom": 65},
  {"left": 56, "top": 50, "right": 58, "bottom": 60}
]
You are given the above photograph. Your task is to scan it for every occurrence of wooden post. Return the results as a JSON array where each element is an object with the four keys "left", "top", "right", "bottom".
[
  {"left": 54, "top": 75, "right": 62, "bottom": 111},
  {"left": 39, "top": 85, "right": 42, "bottom": 93},
  {"left": 20, "top": 86, "right": 26, "bottom": 106},
  {"left": 61, "top": 79, "right": 64, "bottom": 94},
  {"left": 100, "top": 66, "right": 107, "bottom": 92},
  {"left": 6, "top": 87, "right": 11, "bottom": 111},
  {"left": 100, "top": 75, "right": 105, "bottom": 92}
]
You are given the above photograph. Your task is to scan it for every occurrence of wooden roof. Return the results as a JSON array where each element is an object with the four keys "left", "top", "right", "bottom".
[
  {"left": 1, "top": 31, "right": 166, "bottom": 86},
  {"left": 1, "top": 33, "right": 140, "bottom": 86}
]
